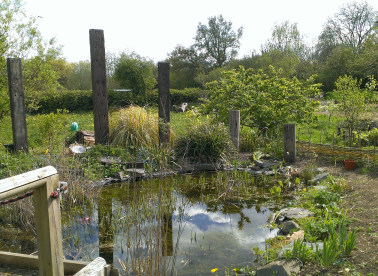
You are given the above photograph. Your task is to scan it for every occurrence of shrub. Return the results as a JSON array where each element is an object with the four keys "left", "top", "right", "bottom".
[{"left": 175, "top": 120, "right": 237, "bottom": 163}]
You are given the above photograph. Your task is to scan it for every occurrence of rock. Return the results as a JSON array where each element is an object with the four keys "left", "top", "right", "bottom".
[
  {"left": 250, "top": 166, "right": 261, "bottom": 171},
  {"left": 280, "top": 221, "right": 300, "bottom": 235},
  {"left": 113, "top": 171, "right": 128, "bottom": 181},
  {"left": 125, "top": 168, "right": 146, "bottom": 178},
  {"left": 101, "top": 156, "right": 123, "bottom": 165},
  {"left": 310, "top": 172, "right": 329, "bottom": 184},
  {"left": 254, "top": 160, "right": 271, "bottom": 168},
  {"left": 264, "top": 171, "right": 276, "bottom": 176},
  {"left": 256, "top": 258, "right": 302, "bottom": 276},
  {"left": 287, "top": 230, "right": 304, "bottom": 243},
  {"left": 280, "top": 207, "right": 314, "bottom": 220},
  {"left": 194, "top": 163, "right": 220, "bottom": 172}
]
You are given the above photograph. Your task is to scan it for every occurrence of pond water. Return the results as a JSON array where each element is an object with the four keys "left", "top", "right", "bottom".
[{"left": 1, "top": 171, "right": 294, "bottom": 275}]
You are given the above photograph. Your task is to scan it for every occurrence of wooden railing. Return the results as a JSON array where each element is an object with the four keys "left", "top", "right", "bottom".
[{"left": 0, "top": 166, "right": 118, "bottom": 275}]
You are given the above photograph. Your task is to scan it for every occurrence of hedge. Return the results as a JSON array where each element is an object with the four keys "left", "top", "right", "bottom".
[{"left": 28, "top": 87, "right": 206, "bottom": 114}]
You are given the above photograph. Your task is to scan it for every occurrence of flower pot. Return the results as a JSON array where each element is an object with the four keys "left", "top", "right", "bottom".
[{"left": 344, "top": 159, "right": 356, "bottom": 170}]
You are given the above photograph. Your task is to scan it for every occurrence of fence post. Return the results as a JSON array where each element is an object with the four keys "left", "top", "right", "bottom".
[
  {"left": 229, "top": 110, "right": 240, "bottom": 151},
  {"left": 89, "top": 29, "right": 109, "bottom": 145},
  {"left": 158, "top": 62, "right": 170, "bottom": 144},
  {"left": 33, "top": 174, "right": 64, "bottom": 275},
  {"left": 7, "top": 58, "right": 28, "bottom": 152},
  {"left": 284, "top": 124, "right": 296, "bottom": 163}
]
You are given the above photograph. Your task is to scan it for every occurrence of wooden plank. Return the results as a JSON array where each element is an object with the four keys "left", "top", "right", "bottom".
[
  {"left": 89, "top": 29, "right": 109, "bottom": 145},
  {"left": 33, "top": 174, "right": 64, "bottom": 276},
  {"left": 229, "top": 110, "right": 240, "bottom": 151},
  {"left": 158, "top": 62, "right": 170, "bottom": 144},
  {"left": 74, "top": 257, "right": 106, "bottom": 276},
  {"left": 0, "top": 251, "right": 91, "bottom": 275},
  {"left": 7, "top": 58, "right": 28, "bottom": 152},
  {"left": 0, "top": 166, "right": 57, "bottom": 195}
]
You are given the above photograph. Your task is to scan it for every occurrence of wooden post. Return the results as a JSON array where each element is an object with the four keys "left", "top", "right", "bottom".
[
  {"left": 0, "top": 167, "right": 64, "bottom": 276},
  {"left": 158, "top": 62, "right": 170, "bottom": 144},
  {"left": 89, "top": 29, "right": 109, "bottom": 145},
  {"left": 33, "top": 174, "right": 64, "bottom": 276},
  {"left": 229, "top": 110, "right": 240, "bottom": 150},
  {"left": 7, "top": 58, "right": 28, "bottom": 152},
  {"left": 284, "top": 124, "right": 296, "bottom": 163}
]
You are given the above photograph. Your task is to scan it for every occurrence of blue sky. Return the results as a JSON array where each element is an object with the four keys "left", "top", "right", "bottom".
[{"left": 26, "top": 0, "right": 378, "bottom": 63}]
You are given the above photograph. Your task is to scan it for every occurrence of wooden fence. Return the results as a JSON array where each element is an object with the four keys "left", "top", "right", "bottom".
[{"left": 0, "top": 166, "right": 118, "bottom": 275}]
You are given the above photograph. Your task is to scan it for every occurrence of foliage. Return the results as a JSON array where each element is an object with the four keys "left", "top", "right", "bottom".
[
  {"left": 334, "top": 75, "right": 368, "bottom": 132},
  {"left": 114, "top": 52, "right": 157, "bottom": 99},
  {"left": 166, "top": 45, "right": 207, "bottom": 89},
  {"left": 175, "top": 117, "right": 237, "bottom": 163},
  {"left": 34, "top": 109, "right": 69, "bottom": 151},
  {"left": 194, "top": 15, "right": 243, "bottom": 68},
  {"left": 318, "top": 1, "right": 378, "bottom": 49},
  {"left": 202, "top": 66, "right": 321, "bottom": 130},
  {"left": 108, "top": 105, "right": 161, "bottom": 149},
  {"left": 66, "top": 60, "right": 92, "bottom": 90},
  {"left": 260, "top": 21, "right": 311, "bottom": 79}
]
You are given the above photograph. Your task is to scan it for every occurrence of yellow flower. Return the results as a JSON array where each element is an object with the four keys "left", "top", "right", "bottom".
[
  {"left": 303, "top": 188, "right": 306, "bottom": 191},
  {"left": 211, "top": 268, "right": 218, "bottom": 273},
  {"left": 44, "top": 149, "right": 49, "bottom": 155}
]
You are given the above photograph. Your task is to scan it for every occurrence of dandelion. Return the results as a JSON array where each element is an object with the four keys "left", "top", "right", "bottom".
[
  {"left": 211, "top": 268, "right": 218, "bottom": 273},
  {"left": 44, "top": 149, "right": 49, "bottom": 155},
  {"left": 303, "top": 188, "right": 306, "bottom": 191}
]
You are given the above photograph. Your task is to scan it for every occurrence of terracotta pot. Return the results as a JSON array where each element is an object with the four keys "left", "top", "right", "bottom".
[{"left": 344, "top": 159, "right": 356, "bottom": 170}]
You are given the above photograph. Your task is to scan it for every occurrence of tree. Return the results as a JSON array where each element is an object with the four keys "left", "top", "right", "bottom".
[
  {"left": 319, "top": 1, "right": 378, "bottom": 49},
  {"left": 195, "top": 15, "right": 243, "bottom": 68},
  {"left": 334, "top": 75, "right": 367, "bottom": 140},
  {"left": 259, "top": 21, "right": 313, "bottom": 79},
  {"left": 166, "top": 45, "right": 206, "bottom": 89},
  {"left": 202, "top": 66, "right": 321, "bottom": 131},
  {"left": 0, "top": 0, "right": 63, "bottom": 118},
  {"left": 114, "top": 52, "right": 157, "bottom": 99},
  {"left": 66, "top": 61, "right": 92, "bottom": 90}
]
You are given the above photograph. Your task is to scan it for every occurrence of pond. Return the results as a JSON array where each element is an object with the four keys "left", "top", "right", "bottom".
[{"left": 1, "top": 171, "right": 294, "bottom": 275}]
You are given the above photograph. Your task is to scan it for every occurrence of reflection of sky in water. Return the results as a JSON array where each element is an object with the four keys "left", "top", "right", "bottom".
[{"left": 6, "top": 179, "right": 282, "bottom": 276}]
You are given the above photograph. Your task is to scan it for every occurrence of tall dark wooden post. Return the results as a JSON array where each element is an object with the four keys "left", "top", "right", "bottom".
[
  {"left": 284, "top": 124, "right": 296, "bottom": 163},
  {"left": 7, "top": 58, "right": 28, "bottom": 152},
  {"left": 89, "top": 29, "right": 109, "bottom": 144},
  {"left": 158, "top": 62, "right": 170, "bottom": 144},
  {"left": 229, "top": 110, "right": 240, "bottom": 151}
]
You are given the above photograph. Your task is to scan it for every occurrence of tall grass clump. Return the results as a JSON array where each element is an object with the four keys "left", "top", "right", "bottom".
[
  {"left": 175, "top": 119, "right": 237, "bottom": 164},
  {"left": 109, "top": 105, "right": 160, "bottom": 149}
]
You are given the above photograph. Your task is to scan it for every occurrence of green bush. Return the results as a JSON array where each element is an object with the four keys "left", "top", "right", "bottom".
[
  {"left": 28, "top": 88, "right": 205, "bottom": 114},
  {"left": 175, "top": 120, "right": 237, "bottom": 163}
]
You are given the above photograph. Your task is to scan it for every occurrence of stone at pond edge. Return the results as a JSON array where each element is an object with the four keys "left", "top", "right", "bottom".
[
  {"left": 280, "top": 207, "right": 314, "bottom": 220},
  {"left": 310, "top": 172, "right": 329, "bottom": 184},
  {"left": 125, "top": 168, "right": 145, "bottom": 178},
  {"left": 254, "top": 160, "right": 272, "bottom": 168},
  {"left": 280, "top": 221, "right": 300, "bottom": 235},
  {"left": 256, "top": 258, "right": 302, "bottom": 276},
  {"left": 287, "top": 229, "right": 304, "bottom": 243}
]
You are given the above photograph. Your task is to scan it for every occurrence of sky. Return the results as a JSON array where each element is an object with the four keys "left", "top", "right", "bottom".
[{"left": 25, "top": 0, "right": 378, "bottom": 64}]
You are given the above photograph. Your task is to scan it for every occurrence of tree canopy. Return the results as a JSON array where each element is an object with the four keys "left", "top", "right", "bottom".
[{"left": 195, "top": 15, "right": 243, "bottom": 68}]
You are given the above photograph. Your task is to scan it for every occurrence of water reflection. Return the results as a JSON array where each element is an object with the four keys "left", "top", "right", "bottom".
[{"left": 3, "top": 172, "right": 291, "bottom": 275}]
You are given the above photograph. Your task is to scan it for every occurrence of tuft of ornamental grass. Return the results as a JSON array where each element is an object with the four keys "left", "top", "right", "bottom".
[
  {"left": 109, "top": 105, "right": 161, "bottom": 149},
  {"left": 175, "top": 120, "right": 237, "bottom": 164}
]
